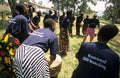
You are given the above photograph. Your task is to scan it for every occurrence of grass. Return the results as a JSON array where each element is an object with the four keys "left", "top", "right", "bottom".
[
  {"left": 54, "top": 19, "right": 120, "bottom": 78},
  {"left": 0, "top": 17, "right": 120, "bottom": 78}
]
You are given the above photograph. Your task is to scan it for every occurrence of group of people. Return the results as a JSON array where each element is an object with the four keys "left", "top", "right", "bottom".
[
  {"left": 58, "top": 11, "right": 100, "bottom": 55},
  {"left": 1, "top": 2, "right": 119, "bottom": 78},
  {"left": 5, "top": 2, "right": 60, "bottom": 78}
]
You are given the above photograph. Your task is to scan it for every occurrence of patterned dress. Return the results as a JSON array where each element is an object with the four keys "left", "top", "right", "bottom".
[
  {"left": 59, "top": 17, "right": 71, "bottom": 55},
  {"left": 14, "top": 44, "right": 50, "bottom": 78},
  {"left": 59, "top": 28, "right": 69, "bottom": 54}
]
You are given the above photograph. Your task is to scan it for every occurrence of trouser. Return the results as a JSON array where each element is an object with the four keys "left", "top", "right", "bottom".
[
  {"left": 76, "top": 24, "right": 80, "bottom": 36},
  {"left": 82, "top": 24, "right": 89, "bottom": 35},
  {"left": 83, "top": 27, "right": 95, "bottom": 42},
  {"left": 69, "top": 25, "right": 73, "bottom": 35}
]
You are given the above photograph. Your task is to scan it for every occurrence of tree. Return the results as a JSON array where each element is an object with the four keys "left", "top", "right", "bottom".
[
  {"left": 50, "top": 0, "right": 97, "bottom": 15},
  {"left": 103, "top": 0, "right": 120, "bottom": 24},
  {"left": 0, "top": 0, "right": 5, "bottom": 4},
  {"left": 8, "top": 0, "right": 30, "bottom": 14},
  {"left": 8, "top": 0, "right": 16, "bottom": 13}
]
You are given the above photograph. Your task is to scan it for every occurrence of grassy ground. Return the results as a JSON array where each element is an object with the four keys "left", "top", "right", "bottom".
[
  {"left": 50, "top": 19, "right": 120, "bottom": 78},
  {"left": 0, "top": 17, "right": 120, "bottom": 78},
  {"left": 54, "top": 19, "right": 120, "bottom": 78}
]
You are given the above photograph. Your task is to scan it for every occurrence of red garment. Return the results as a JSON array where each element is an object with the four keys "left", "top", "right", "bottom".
[{"left": 83, "top": 27, "right": 95, "bottom": 42}]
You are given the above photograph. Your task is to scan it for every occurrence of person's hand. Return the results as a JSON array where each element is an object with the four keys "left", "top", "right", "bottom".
[{"left": 50, "top": 54, "right": 56, "bottom": 61}]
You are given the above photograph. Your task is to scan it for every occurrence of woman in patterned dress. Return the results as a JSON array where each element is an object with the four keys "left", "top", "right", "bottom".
[{"left": 59, "top": 10, "right": 73, "bottom": 55}]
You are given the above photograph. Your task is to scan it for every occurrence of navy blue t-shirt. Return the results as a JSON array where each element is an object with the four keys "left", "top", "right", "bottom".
[
  {"left": 89, "top": 18, "right": 100, "bottom": 28},
  {"left": 23, "top": 28, "right": 59, "bottom": 55},
  {"left": 6, "top": 14, "right": 30, "bottom": 43},
  {"left": 51, "top": 14, "right": 58, "bottom": 22},
  {"left": 62, "top": 17, "right": 71, "bottom": 29},
  {"left": 72, "top": 42, "right": 119, "bottom": 78}
]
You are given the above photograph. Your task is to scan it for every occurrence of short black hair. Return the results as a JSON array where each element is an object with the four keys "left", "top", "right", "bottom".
[
  {"left": 44, "top": 18, "right": 55, "bottom": 31},
  {"left": 32, "top": 16, "right": 40, "bottom": 23},
  {"left": 37, "top": 11, "right": 41, "bottom": 16},
  {"left": 66, "top": 10, "right": 72, "bottom": 17},
  {"left": 98, "top": 24, "right": 119, "bottom": 41},
  {"left": 15, "top": 3, "right": 25, "bottom": 14}
]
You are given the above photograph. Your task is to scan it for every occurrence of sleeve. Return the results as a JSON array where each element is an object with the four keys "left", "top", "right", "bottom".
[
  {"left": 97, "top": 20, "right": 100, "bottom": 29},
  {"left": 76, "top": 43, "right": 86, "bottom": 61},
  {"left": 6, "top": 20, "right": 12, "bottom": 33},
  {"left": 50, "top": 37, "right": 59, "bottom": 55},
  {"left": 97, "top": 19, "right": 100, "bottom": 25},
  {"left": 21, "top": 18, "right": 31, "bottom": 34}
]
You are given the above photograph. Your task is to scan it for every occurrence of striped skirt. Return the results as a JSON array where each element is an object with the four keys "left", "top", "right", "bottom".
[{"left": 13, "top": 44, "right": 50, "bottom": 78}]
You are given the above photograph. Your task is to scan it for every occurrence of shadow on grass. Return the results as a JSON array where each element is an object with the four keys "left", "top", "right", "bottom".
[{"left": 69, "top": 35, "right": 84, "bottom": 38}]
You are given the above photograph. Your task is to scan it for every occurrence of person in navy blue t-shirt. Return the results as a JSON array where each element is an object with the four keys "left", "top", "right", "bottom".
[
  {"left": 43, "top": 10, "right": 52, "bottom": 23},
  {"left": 51, "top": 10, "right": 58, "bottom": 22},
  {"left": 6, "top": 3, "right": 30, "bottom": 43},
  {"left": 14, "top": 18, "right": 59, "bottom": 78},
  {"left": 72, "top": 24, "right": 119, "bottom": 78}
]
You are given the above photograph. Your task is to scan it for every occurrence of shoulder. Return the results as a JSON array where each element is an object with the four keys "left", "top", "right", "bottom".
[
  {"left": 15, "top": 15, "right": 27, "bottom": 20},
  {"left": 81, "top": 42, "right": 101, "bottom": 51},
  {"left": 107, "top": 48, "right": 119, "bottom": 60},
  {"left": 37, "top": 28, "right": 57, "bottom": 37},
  {"left": 82, "top": 42, "right": 96, "bottom": 47}
]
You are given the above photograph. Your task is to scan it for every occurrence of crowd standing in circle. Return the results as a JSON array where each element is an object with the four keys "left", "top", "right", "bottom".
[{"left": 1, "top": 1, "right": 119, "bottom": 78}]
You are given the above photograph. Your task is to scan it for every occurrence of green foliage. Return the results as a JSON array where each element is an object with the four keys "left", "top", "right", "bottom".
[
  {"left": 50, "top": 0, "right": 97, "bottom": 14},
  {"left": 103, "top": 0, "right": 120, "bottom": 24},
  {"left": 116, "top": 18, "right": 120, "bottom": 24},
  {"left": 0, "top": 0, "right": 5, "bottom": 3}
]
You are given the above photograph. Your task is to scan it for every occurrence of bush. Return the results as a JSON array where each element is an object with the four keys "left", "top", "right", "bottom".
[{"left": 116, "top": 18, "right": 120, "bottom": 24}]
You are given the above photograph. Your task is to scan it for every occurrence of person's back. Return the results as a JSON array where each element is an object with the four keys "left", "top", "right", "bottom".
[
  {"left": 89, "top": 14, "right": 100, "bottom": 29},
  {"left": 6, "top": 3, "right": 30, "bottom": 43},
  {"left": 73, "top": 42, "right": 119, "bottom": 78},
  {"left": 76, "top": 13, "right": 84, "bottom": 24},
  {"left": 72, "top": 24, "right": 119, "bottom": 78},
  {"left": 23, "top": 28, "right": 58, "bottom": 52},
  {"left": 83, "top": 15, "right": 89, "bottom": 25},
  {"left": 51, "top": 10, "right": 58, "bottom": 22},
  {"left": 76, "top": 13, "right": 84, "bottom": 36},
  {"left": 43, "top": 10, "right": 52, "bottom": 22},
  {"left": 82, "top": 15, "right": 90, "bottom": 35},
  {"left": 6, "top": 14, "right": 30, "bottom": 43},
  {"left": 59, "top": 12, "right": 65, "bottom": 29}
]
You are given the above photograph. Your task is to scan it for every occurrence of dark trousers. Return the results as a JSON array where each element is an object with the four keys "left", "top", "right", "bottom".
[
  {"left": 69, "top": 25, "right": 73, "bottom": 36},
  {"left": 76, "top": 23, "right": 80, "bottom": 36},
  {"left": 82, "top": 24, "right": 89, "bottom": 35}
]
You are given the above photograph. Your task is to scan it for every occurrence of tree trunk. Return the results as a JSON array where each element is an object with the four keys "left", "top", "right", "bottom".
[{"left": 8, "top": 0, "right": 16, "bottom": 13}]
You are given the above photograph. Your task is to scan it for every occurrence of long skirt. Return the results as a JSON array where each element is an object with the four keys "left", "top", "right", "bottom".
[
  {"left": 13, "top": 44, "right": 50, "bottom": 78},
  {"left": 59, "top": 28, "right": 69, "bottom": 54}
]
